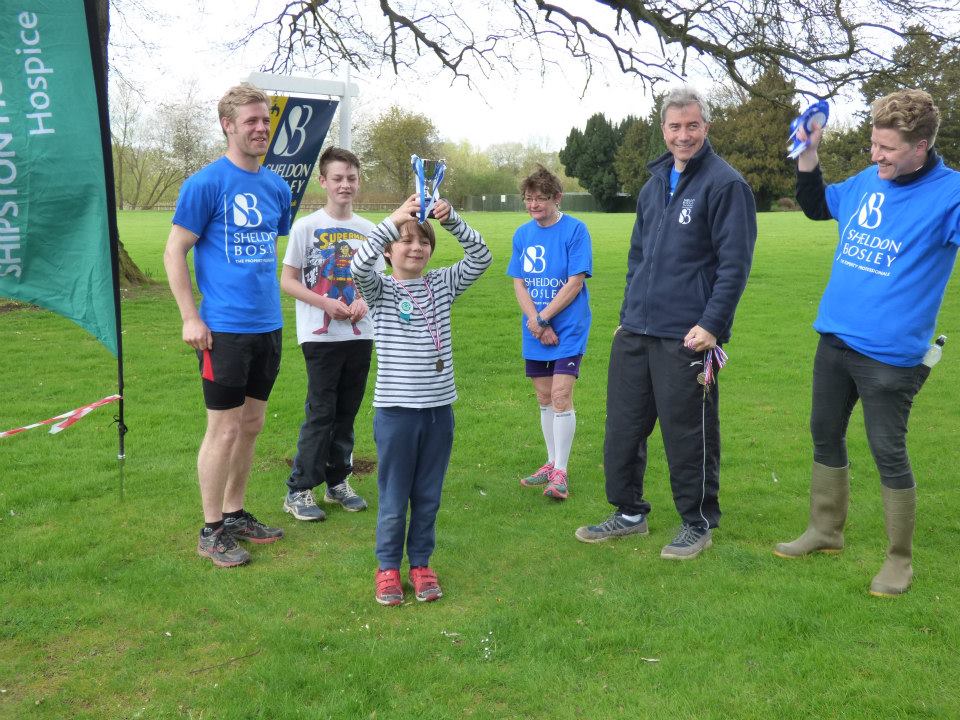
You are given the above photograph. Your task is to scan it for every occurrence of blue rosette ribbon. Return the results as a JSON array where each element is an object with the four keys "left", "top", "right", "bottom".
[
  {"left": 411, "top": 154, "right": 446, "bottom": 222},
  {"left": 787, "top": 100, "right": 830, "bottom": 159}
]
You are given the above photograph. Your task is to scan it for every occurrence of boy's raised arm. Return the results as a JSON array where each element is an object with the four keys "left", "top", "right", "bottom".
[{"left": 435, "top": 201, "right": 493, "bottom": 298}]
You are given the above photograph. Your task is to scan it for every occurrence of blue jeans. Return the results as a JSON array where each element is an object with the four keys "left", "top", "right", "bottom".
[
  {"left": 811, "top": 335, "right": 929, "bottom": 489},
  {"left": 287, "top": 340, "right": 372, "bottom": 491},
  {"left": 373, "top": 405, "right": 455, "bottom": 569}
]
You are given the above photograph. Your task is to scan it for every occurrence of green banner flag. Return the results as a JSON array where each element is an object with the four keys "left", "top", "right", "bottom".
[{"left": 0, "top": 1, "right": 119, "bottom": 355}]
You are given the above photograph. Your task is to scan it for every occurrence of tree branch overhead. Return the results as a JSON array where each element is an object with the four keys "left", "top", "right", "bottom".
[{"left": 241, "top": 0, "right": 960, "bottom": 96}]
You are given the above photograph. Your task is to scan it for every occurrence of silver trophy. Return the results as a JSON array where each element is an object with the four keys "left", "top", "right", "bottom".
[{"left": 412, "top": 155, "right": 446, "bottom": 221}]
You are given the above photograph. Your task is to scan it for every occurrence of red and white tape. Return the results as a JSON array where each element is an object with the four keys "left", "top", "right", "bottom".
[{"left": 0, "top": 394, "right": 122, "bottom": 439}]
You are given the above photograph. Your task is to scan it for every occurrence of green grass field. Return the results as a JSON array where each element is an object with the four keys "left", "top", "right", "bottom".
[{"left": 2, "top": 209, "right": 959, "bottom": 719}]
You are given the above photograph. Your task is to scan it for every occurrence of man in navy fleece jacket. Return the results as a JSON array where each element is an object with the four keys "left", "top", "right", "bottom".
[{"left": 576, "top": 85, "right": 757, "bottom": 559}]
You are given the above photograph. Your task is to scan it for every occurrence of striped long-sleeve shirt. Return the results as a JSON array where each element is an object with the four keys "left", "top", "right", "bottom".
[{"left": 351, "top": 208, "right": 492, "bottom": 408}]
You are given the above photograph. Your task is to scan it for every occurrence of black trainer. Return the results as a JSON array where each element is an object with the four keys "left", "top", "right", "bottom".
[
  {"left": 197, "top": 526, "right": 250, "bottom": 567},
  {"left": 223, "top": 511, "right": 284, "bottom": 544}
]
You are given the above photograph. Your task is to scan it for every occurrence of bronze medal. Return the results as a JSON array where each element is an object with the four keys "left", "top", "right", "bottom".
[
  {"left": 697, "top": 371, "right": 707, "bottom": 386},
  {"left": 436, "top": 358, "right": 444, "bottom": 372}
]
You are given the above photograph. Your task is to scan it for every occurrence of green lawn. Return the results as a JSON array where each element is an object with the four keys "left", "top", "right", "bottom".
[{"left": 2, "top": 209, "right": 959, "bottom": 719}]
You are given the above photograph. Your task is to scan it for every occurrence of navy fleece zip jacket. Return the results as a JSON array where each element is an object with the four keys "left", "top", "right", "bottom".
[{"left": 619, "top": 139, "right": 757, "bottom": 343}]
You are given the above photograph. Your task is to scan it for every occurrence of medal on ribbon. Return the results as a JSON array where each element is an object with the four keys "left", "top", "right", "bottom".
[
  {"left": 698, "top": 346, "right": 729, "bottom": 388},
  {"left": 391, "top": 277, "right": 445, "bottom": 373},
  {"left": 787, "top": 100, "right": 830, "bottom": 159},
  {"left": 398, "top": 298, "right": 413, "bottom": 323},
  {"left": 411, "top": 154, "right": 446, "bottom": 223}
]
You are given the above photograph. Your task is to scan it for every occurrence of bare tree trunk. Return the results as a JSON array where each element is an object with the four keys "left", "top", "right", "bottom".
[{"left": 96, "top": 0, "right": 151, "bottom": 287}]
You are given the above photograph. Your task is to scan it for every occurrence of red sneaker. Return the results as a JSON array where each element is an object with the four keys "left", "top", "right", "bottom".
[
  {"left": 409, "top": 566, "right": 443, "bottom": 602},
  {"left": 375, "top": 568, "right": 404, "bottom": 606},
  {"left": 543, "top": 468, "right": 569, "bottom": 500}
]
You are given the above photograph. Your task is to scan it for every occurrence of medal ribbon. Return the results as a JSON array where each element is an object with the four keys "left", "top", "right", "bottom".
[
  {"left": 787, "top": 100, "right": 830, "bottom": 159},
  {"left": 703, "top": 346, "right": 728, "bottom": 386},
  {"left": 391, "top": 277, "right": 442, "bottom": 356},
  {"left": 411, "top": 154, "right": 446, "bottom": 223}
]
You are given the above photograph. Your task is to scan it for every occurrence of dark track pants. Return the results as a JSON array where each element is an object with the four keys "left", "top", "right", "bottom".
[
  {"left": 603, "top": 330, "right": 720, "bottom": 530},
  {"left": 287, "top": 340, "right": 373, "bottom": 492}
]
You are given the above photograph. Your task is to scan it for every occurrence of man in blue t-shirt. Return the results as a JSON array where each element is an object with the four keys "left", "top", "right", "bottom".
[
  {"left": 163, "top": 83, "right": 292, "bottom": 568},
  {"left": 776, "top": 89, "right": 960, "bottom": 598}
]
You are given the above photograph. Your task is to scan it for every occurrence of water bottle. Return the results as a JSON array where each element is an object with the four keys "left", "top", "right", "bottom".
[{"left": 922, "top": 334, "right": 947, "bottom": 368}]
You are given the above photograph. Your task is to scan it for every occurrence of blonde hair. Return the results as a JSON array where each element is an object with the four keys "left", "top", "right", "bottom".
[
  {"left": 872, "top": 89, "right": 940, "bottom": 146},
  {"left": 217, "top": 83, "right": 270, "bottom": 136}
]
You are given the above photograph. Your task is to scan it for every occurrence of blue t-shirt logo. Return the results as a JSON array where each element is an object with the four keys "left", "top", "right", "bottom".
[
  {"left": 857, "top": 192, "right": 884, "bottom": 229},
  {"left": 523, "top": 245, "right": 547, "bottom": 273},
  {"left": 233, "top": 193, "right": 263, "bottom": 228}
]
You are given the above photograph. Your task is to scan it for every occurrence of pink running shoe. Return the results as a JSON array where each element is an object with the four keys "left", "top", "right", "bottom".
[
  {"left": 520, "top": 462, "right": 554, "bottom": 487},
  {"left": 543, "top": 468, "right": 569, "bottom": 500}
]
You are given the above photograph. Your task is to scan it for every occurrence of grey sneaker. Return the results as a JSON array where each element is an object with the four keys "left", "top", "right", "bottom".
[
  {"left": 197, "top": 526, "right": 250, "bottom": 568},
  {"left": 283, "top": 489, "right": 327, "bottom": 521},
  {"left": 223, "top": 511, "right": 284, "bottom": 544},
  {"left": 575, "top": 512, "right": 649, "bottom": 543},
  {"left": 660, "top": 523, "right": 713, "bottom": 560},
  {"left": 324, "top": 480, "right": 368, "bottom": 512}
]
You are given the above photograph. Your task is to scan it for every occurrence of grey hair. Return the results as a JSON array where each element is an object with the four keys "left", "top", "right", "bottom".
[{"left": 660, "top": 86, "right": 712, "bottom": 123}]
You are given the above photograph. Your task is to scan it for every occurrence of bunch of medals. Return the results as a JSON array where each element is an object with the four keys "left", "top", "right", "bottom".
[{"left": 697, "top": 346, "right": 729, "bottom": 394}]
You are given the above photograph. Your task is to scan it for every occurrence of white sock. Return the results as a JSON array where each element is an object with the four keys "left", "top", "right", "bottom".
[
  {"left": 621, "top": 513, "right": 643, "bottom": 522},
  {"left": 553, "top": 408, "right": 576, "bottom": 471},
  {"left": 539, "top": 405, "right": 556, "bottom": 464}
]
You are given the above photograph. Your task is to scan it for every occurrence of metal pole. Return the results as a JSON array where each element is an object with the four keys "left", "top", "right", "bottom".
[{"left": 340, "top": 66, "right": 352, "bottom": 150}]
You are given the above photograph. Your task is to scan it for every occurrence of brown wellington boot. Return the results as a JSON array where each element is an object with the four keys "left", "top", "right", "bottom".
[
  {"left": 774, "top": 463, "right": 849, "bottom": 558},
  {"left": 869, "top": 486, "right": 916, "bottom": 597}
]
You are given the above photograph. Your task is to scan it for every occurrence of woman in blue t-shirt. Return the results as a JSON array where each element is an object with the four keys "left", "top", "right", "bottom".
[{"left": 507, "top": 166, "right": 593, "bottom": 500}]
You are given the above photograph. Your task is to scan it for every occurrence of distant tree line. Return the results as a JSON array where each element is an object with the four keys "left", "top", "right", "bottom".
[{"left": 346, "top": 105, "right": 584, "bottom": 206}]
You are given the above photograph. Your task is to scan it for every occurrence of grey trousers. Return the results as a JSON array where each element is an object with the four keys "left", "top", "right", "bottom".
[{"left": 811, "top": 335, "right": 929, "bottom": 489}]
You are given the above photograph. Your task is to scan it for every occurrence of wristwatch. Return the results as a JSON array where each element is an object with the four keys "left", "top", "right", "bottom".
[{"left": 536, "top": 314, "right": 551, "bottom": 328}]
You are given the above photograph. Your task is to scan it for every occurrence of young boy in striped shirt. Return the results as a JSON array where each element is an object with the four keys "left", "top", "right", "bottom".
[{"left": 351, "top": 194, "right": 492, "bottom": 605}]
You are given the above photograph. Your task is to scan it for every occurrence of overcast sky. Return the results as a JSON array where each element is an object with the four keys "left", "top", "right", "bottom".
[{"left": 109, "top": 1, "right": 663, "bottom": 151}]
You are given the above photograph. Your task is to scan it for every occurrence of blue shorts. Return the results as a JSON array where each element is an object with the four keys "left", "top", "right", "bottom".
[{"left": 525, "top": 355, "right": 583, "bottom": 379}]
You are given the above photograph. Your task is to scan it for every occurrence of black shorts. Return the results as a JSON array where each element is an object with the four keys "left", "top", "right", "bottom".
[{"left": 197, "top": 330, "right": 282, "bottom": 410}]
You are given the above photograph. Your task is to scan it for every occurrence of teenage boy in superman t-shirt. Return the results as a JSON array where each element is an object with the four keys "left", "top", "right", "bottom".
[{"left": 280, "top": 147, "right": 384, "bottom": 521}]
